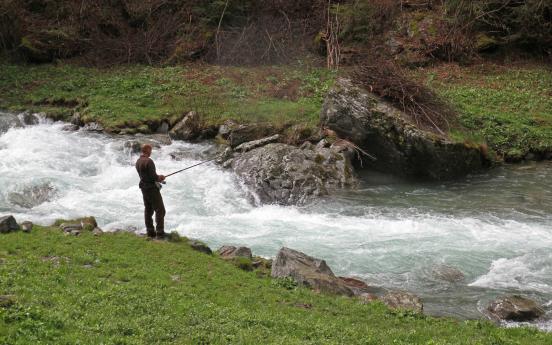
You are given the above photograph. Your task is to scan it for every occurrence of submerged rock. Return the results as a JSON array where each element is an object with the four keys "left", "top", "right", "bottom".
[
  {"left": 123, "top": 134, "right": 172, "bottom": 154},
  {"left": 382, "top": 291, "right": 423, "bottom": 313},
  {"left": 321, "top": 78, "right": 490, "bottom": 180},
  {"left": 432, "top": 264, "right": 465, "bottom": 283},
  {"left": 487, "top": 295, "right": 544, "bottom": 322},
  {"left": 217, "top": 245, "right": 253, "bottom": 260},
  {"left": 0, "top": 215, "right": 20, "bottom": 233},
  {"left": 0, "top": 112, "right": 22, "bottom": 134},
  {"left": 8, "top": 183, "right": 56, "bottom": 209},
  {"left": 231, "top": 143, "right": 356, "bottom": 205},
  {"left": 271, "top": 247, "right": 353, "bottom": 296},
  {"left": 82, "top": 122, "right": 104, "bottom": 132}
]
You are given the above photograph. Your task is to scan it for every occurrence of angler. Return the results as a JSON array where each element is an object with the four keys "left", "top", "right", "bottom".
[
  {"left": 135, "top": 144, "right": 216, "bottom": 239},
  {"left": 135, "top": 144, "right": 166, "bottom": 239}
]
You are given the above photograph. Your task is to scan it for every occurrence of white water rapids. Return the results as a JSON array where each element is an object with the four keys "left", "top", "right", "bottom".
[{"left": 1, "top": 118, "right": 551, "bottom": 329}]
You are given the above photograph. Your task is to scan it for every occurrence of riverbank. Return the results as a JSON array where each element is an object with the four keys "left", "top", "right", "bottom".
[
  {"left": 2, "top": 226, "right": 551, "bottom": 344},
  {"left": 1, "top": 61, "right": 550, "bottom": 162}
]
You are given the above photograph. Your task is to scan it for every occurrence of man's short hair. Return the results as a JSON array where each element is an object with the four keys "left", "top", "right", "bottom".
[{"left": 141, "top": 144, "right": 153, "bottom": 154}]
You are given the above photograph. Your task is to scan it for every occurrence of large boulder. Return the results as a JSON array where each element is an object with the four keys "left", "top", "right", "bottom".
[
  {"left": 321, "top": 78, "right": 490, "bottom": 180},
  {"left": 231, "top": 143, "right": 356, "bottom": 205},
  {"left": 487, "top": 295, "right": 544, "bottom": 322},
  {"left": 8, "top": 183, "right": 56, "bottom": 209},
  {"left": 0, "top": 215, "right": 20, "bottom": 233},
  {"left": 0, "top": 112, "right": 22, "bottom": 134},
  {"left": 271, "top": 247, "right": 353, "bottom": 296},
  {"left": 169, "top": 111, "right": 202, "bottom": 141}
]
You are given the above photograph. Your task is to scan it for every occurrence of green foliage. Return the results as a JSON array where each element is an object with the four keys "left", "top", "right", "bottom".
[
  {"left": 445, "top": 0, "right": 552, "bottom": 52},
  {"left": 1, "top": 228, "right": 551, "bottom": 344},
  {"left": 0, "top": 63, "right": 334, "bottom": 131},
  {"left": 419, "top": 64, "right": 552, "bottom": 160},
  {"left": 333, "top": 0, "right": 399, "bottom": 43}
]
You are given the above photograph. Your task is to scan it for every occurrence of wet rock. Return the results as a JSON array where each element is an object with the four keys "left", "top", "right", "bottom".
[
  {"left": 169, "top": 111, "right": 202, "bottom": 141},
  {"left": 62, "top": 124, "right": 80, "bottom": 131},
  {"left": 18, "top": 111, "right": 40, "bottom": 125},
  {"left": 231, "top": 143, "right": 356, "bottom": 205},
  {"left": 321, "top": 78, "right": 490, "bottom": 180},
  {"left": 217, "top": 245, "right": 253, "bottom": 260},
  {"left": 82, "top": 122, "right": 104, "bottom": 132},
  {"left": 234, "top": 135, "right": 280, "bottom": 153},
  {"left": 0, "top": 215, "right": 20, "bottom": 233},
  {"left": 382, "top": 291, "right": 423, "bottom": 313},
  {"left": 0, "top": 112, "right": 22, "bottom": 134},
  {"left": 487, "top": 295, "right": 544, "bottom": 322},
  {"left": 271, "top": 247, "right": 353, "bottom": 296},
  {"left": 188, "top": 239, "right": 212, "bottom": 255},
  {"left": 124, "top": 134, "right": 172, "bottom": 154},
  {"left": 8, "top": 183, "right": 56, "bottom": 209},
  {"left": 218, "top": 120, "right": 276, "bottom": 148},
  {"left": 432, "top": 264, "right": 465, "bottom": 283},
  {"left": 20, "top": 221, "right": 33, "bottom": 233}
]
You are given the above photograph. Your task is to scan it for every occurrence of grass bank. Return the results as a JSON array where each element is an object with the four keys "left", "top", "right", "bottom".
[
  {"left": 1, "top": 227, "right": 551, "bottom": 344},
  {"left": 0, "top": 62, "right": 334, "bottom": 132},
  {"left": 1, "top": 61, "right": 551, "bottom": 161},
  {"left": 416, "top": 63, "right": 552, "bottom": 161}
]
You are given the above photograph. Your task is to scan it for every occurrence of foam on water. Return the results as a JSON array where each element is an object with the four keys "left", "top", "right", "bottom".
[{"left": 1, "top": 120, "right": 552, "bottom": 329}]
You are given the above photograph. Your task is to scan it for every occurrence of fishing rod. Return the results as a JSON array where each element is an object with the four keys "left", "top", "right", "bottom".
[
  {"left": 156, "top": 158, "right": 217, "bottom": 189},
  {"left": 165, "top": 158, "right": 217, "bottom": 178}
]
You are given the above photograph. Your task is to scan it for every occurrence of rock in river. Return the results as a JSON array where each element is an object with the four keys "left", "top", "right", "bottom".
[
  {"left": 0, "top": 112, "right": 22, "bottom": 134},
  {"left": 487, "top": 295, "right": 544, "bottom": 322},
  {"left": 231, "top": 143, "right": 356, "bottom": 205},
  {"left": 321, "top": 78, "right": 490, "bottom": 180},
  {"left": 271, "top": 247, "right": 353, "bottom": 296},
  {"left": 8, "top": 183, "right": 56, "bottom": 208}
]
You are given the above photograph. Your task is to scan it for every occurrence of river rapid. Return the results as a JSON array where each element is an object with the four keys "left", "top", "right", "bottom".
[{"left": 1, "top": 117, "right": 551, "bottom": 330}]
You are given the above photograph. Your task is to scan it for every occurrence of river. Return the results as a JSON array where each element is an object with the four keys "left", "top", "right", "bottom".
[{"left": 1, "top": 117, "right": 551, "bottom": 330}]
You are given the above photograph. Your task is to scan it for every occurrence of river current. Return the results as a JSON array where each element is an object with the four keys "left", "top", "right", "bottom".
[{"left": 1, "top": 118, "right": 551, "bottom": 330}]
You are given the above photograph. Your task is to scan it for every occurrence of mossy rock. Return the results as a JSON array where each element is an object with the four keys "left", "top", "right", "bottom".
[
  {"left": 231, "top": 257, "right": 253, "bottom": 271},
  {"left": 19, "top": 29, "right": 80, "bottom": 63}
]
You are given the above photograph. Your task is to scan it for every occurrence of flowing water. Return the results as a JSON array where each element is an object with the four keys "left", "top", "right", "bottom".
[{"left": 1, "top": 117, "right": 552, "bottom": 330}]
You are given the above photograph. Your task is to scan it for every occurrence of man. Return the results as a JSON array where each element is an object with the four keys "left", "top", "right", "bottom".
[{"left": 135, "top": 144, "right": 166, "bottom": 239}]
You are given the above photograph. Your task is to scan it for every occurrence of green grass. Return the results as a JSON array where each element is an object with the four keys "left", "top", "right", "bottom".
[
  {"left": 417, "top": 63, "right": 552, "bottom": 160},
  {"left": 1, "top": 227, "right": 551, "bottom": 344},
  {"left": 0, "top": 63, "right": 335, "bottom": 131}
]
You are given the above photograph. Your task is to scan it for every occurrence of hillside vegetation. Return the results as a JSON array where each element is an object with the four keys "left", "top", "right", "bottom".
[{"left": 2, "top": 227, "right": 552, "bottom": 344}]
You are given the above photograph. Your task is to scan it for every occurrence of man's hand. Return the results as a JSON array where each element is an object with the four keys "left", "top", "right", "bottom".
[{"left": 158, "top": 175, "right": 165, "bottom": 182}]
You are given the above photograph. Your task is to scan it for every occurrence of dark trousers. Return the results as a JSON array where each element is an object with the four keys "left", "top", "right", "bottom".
[{"left": 141, "top": 187, "right": 166, "bottom": 237}]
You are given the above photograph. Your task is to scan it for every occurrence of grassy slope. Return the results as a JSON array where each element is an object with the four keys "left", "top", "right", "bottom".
[
  {"left": 0, "top": 63, "right": 334, "bottom": 130},
  {"left": 1, "top": 61, "right": 550, "bottom": 159},
  {"left": 415, "top": 63, "right": 552, "bottom": 160},
  {"left": 1, "top": 228, "right": 551, "bottom": 345}
]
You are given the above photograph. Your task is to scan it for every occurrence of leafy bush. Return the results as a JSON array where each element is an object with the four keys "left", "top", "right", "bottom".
[{"left": 445, "top": 0, "right": 552, "bottom": 54}]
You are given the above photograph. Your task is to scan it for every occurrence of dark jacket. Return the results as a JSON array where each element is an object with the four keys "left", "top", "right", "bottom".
[{"left": 135, "top": 154, "right": 160, "bottom": 190}]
